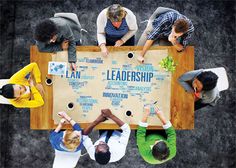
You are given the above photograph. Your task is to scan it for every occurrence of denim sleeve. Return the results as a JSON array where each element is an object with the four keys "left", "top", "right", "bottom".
[{"left": 73, "top": 123, "right": 82, "bottom": 131}]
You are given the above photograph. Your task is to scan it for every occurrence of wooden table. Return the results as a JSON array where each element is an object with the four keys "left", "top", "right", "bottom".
[{"left": 30, "top": 45, "right": 194, "bottom": 130}]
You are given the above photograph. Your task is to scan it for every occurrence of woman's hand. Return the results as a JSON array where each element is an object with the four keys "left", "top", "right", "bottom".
[
  {"left": 114, "top": 40, "right": 124, "bottom": 47},
  {"left": 60, "top": 118, "right": 68, "bottom": 124},
  {"left": 58, "top": 111, "right": 71, "bottom": 121},
  {"left": 29, "top": 78, "right": 34, "bottom": 87},
  {"left": 35, "top": 83, "right": 45, "bottom": 96},
  {"left": 100, "top": 44, "right": 109, "bottom": 57}
]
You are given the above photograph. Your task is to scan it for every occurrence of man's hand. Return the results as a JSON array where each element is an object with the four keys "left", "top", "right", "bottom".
[
  {"left": 35, "top": 83, "right": 45, "bottom": 96},
  {"left": 61, "top": 40, "right": 69, "bottom": 50},
  {"left": 83, "top": 113, "right": 106, "bottom": 135},
  {"left": 101, "top": 109, "right": 113, "bottom": 118},
  {"left": 137, "top": 55, "right": 145, "bottom": 64},
  {"left": 95, "top": 114, "right": 107, "bottom": 123},
  {"left": 168, "top": 35, "right": 177, "bottom": 45},
  {"left": 100, "top": 44, "right": 109, "bottom": 57},
  {"left": 70, "top": 63, "right": 77, "bottom": 71},
  {"left": 142, "top": 105, "right": 150, "bottom": 122},
  {"left": 114, "top": 40, "right": 124, "bottom": 47}
]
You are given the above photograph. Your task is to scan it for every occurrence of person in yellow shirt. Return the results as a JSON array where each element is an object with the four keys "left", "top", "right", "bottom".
[{"left": 0, "top": 63, "right": 44, "bottom": 108}]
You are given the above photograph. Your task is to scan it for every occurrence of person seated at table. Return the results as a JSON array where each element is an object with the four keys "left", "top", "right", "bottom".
[
  {"left": 136, "top": 105, "right": 176, "bottom": 164},
  {"left": 0, "top": 63, "right": 44, "bottom": 108},
  {"left": 83, "top": 109, "right": 131, "bottom": 165},
  {"left": 178, "top": 69, "right": 220, "bottom": 110},
  {"left": 137, "top": 7, "right": 194, "bottom": 63},
  {"left": 49, "top": 111, "right": 83, "bottom": 152},
  {"left": 34, "top": 14, "right": 81, "bottom": 71},
  {"left": 97, "top": 4, "right": 138, "bottom": 57}
]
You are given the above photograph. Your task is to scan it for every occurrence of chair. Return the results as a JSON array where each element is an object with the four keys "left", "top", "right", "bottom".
[
  {"left": 54, "top": 13, "right": 88, "bottom": 45},
  {"left": 53, "top": 150, "right": 81, "bottom": 168},
  {"left": 0, "top": 79, "right": 11, "bottom": 104},
  {"left": 204, "top": 67, "right": 229, "bottom": 91},
  {"left": 54, "top": 13, "right": 82, "bottom": 29}
]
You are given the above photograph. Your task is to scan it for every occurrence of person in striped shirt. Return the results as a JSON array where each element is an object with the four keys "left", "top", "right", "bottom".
[{"left": 137, "top": 7, "right": 194, "bottom": 63}]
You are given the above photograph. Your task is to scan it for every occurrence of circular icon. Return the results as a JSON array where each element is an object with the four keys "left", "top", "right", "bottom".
[
  {"left": 67, "top": 102, "right": 74, "bottom": 110},
  {"left": 128, "top": 52, "right": 134, "bottom": 58},
  {"left": 45, "top": 78, "right": 53, "bottom": 86}
]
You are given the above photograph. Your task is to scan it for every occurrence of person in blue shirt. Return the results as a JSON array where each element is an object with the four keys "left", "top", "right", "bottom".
[{"left": 49, "top": 111, "right": 83, "bottom": 152}]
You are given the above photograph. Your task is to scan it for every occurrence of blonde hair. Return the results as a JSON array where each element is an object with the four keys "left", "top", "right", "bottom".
[
  {"left": 107, "top": 4, "right": 126, "bottom": 22},
  {"left": 63, "top": 130, "right": 81, "bottom": 151}
]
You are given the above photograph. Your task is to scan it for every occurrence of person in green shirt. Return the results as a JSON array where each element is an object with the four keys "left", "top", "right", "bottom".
[{"left": 136, "top": 105, "right": 176, "bottom": 164}]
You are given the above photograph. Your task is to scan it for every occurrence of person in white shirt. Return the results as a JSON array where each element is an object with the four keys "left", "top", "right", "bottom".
[
  {"left": 82, "top": 109, "right": 131, "bottom": 165},
  {"left": 97, "top": 4, "right": 138, "bottom": 57}
]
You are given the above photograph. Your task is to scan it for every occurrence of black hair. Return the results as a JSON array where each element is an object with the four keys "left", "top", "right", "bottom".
[
  {"left": 34, "top": 19, "right": 58, "bottom": 42},
  {"left": 152, "top": 141, "right": 170, "bottom": 161},
  {"left": 0, "top": 84, "right": 15, "bottom": 99},
  {"left": 196, "top": 71, "right": 218, "bottom": 91},
  {"left": 95, "top": 150, "right": 111, "bottom": 165}
]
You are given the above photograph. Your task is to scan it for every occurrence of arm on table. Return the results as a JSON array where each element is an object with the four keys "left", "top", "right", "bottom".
[
  {"left": 155, "top": 107, "right": 176, "bottom": 159},
  {"left": 97, "top": 10, "right": 109, "bottom": 56},
  {"left": 178, "top": 69, "right": 203, "bottom": 92},
  {"left": 83, "top": 114, "right": 106, "bottom": 135},
  {"left": 172, "top": 42, "right": 184, "bottom": 52},
  {"left": 101, "top": 109, "right": 124, "bottom": 127},
  {"left": 164, "top": 123, "right": 177, "bottom": 159},
  {"left": 136, "top": 106, "right": 152, "bottom": 161},
  {"left": 62, "top": 24, "right": 77, "bottom": 63},
  {"left": 177, "top": 25, "right": 194, "bottom": 52},
  {"left": 97, "top": 9, "right": 107, "bottom": 46},
  {"left": 140, "top": 40, "right": 154, "bottom": 58},
  {"left": 120, "top": 9, "right": 138, "bottom": 43},
  {"left": 10, "top": 63, "right": 41, "bottom": 83},
  {"left": 11, "top": 86, "right": 44, "bottom": 108},
  {"left": 57, "top": 111, "right": 82, "bottom": 130}
]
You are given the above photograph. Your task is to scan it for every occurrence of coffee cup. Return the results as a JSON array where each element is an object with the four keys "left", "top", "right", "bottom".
[
  {"left": 126, "top": 110, "right": 133, "bottom": 117},
  {"left": 45, "top": 77, "right": 53, "bottom": 86},
  {"left": 67, "top": 102, "right": 74, "bottom": 110},
  {"left": 128, "top": 52, "right": 134, "bottom": 58}
]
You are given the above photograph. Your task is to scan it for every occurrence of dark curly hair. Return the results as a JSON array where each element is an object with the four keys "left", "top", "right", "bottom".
[
  {"left": 196, "top": 71, "right": 218, "bottom": 91},
  {"left": 34, "top": 19, "right": 58, "bottom": 42},
  {"left": 152, "top": 141, "right": 170, "bottom": 161}
]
